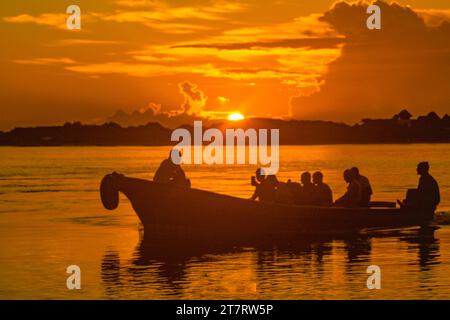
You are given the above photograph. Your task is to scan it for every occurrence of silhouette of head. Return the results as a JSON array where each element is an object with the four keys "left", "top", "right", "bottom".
[
  {"left": 312, "top": 171, "right": 323, "bottom": 184},
  {"left": 255, "top": 168, "right": 265, "bottom": 182},
  {"left": 170, "top": 149, "right": 182, "bottom": 164},
  {"left": 343, "top": 169, "right": 353, "bottom": 183},
  {"left": 417, "top": 162, "right": 430, "bottom": 175},
  {"left": 301, "top": 172, "right": 312, "bottom": 186},
  {"left": 350, "top": 167, "right": 360, "bottom": 177}
]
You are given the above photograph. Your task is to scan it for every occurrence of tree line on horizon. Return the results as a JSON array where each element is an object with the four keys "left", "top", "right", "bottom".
[{"left": 0, "top": 110, "right": 449, "bottom": 146}]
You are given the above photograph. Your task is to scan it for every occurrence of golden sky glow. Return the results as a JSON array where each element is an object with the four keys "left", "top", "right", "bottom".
[{"left": 1, "top": 1, "right": 450, "bottom": 130}]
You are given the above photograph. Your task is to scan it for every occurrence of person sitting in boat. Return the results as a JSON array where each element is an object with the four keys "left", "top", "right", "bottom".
[
  {"left": 251, "top": 168, "right": 266, "bottom": 201},
  {"left": 264, "top": 174, "right": 279, "bottom": 202},
  {"left": 334, "top": 169, "right": 361, "bottom": 207},
  {"left": 416, "top": 162, "right": 440, "bottom": 213},
  {"left": 312, "top": 171, "right": 333, "bottom": 206},
  {"left": 153, "top": 149, "right": 190, "bottom": 187},
  {"left": 250, "top": 168, "right": 279, "bottom": 202},
  {"left": 350, "top": 167, "right": 372, "bottom": 207},
  {"left": 298, "top": 172, "right": 315, "bottom": 205},
  {"left": 287, "top": 178, "right": 301, "bottom": 204},
  {"left": 275, "top": 180, "right": 295, "bottom": 205},
  {"left": 171, "top": 167, "right": 191, "bottom": 188}
]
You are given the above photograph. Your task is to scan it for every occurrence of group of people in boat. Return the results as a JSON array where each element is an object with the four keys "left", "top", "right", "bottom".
[
  {"left": 250, "top": 167, "right": 372, "bottom": 208},
  {"left": 153, "top": 150, "right": 440, "bottom": 211},
  {"left": 248, "top": 163, "right": 440, "bottom": 211}
]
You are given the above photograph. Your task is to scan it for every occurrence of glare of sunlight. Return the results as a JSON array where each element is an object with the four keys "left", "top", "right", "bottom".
[{"left": 227, "top": 113, "right": 245, "bottom": 121}]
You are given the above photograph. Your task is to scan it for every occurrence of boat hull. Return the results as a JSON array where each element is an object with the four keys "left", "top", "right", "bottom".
[{"left": 101, "top": 174, "right": 432, "bottom": 238}]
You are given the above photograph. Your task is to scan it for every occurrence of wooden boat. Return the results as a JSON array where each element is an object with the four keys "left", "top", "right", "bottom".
[{"left": 100, "top": 173, "right": 433, "bottom": 239}]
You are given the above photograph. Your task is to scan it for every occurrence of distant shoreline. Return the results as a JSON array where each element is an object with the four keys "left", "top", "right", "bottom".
[
  {"left": 1, "top": 110, "right": 449, "bottom": 146},
  {"left": 1, "top": 141, "right": 450, "bottom": 147}
]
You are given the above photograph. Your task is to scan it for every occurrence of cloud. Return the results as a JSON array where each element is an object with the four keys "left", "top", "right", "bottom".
[
  {"left": 2, "top": 10, "right": 217, "bottom": 35},
  {"left": 62, "top": 25, "right": 341, "bottom": 85},
  {"left": 105, "top": 5, "right": 242, "bottom": 22},
  {"left": 172, "top": 37, "right": 345, "bottom": 50},
  {"left": 64, "top": 62, "right": 217, "bottom": 77},
  {"left": 115, "top": 0, "right": 163, "bottom": 8},
  {"left": 12, "top": 58, "right": 76, "bottom": 65},
  {"left": 116, "top": 20, "right": 214, "bottom": 34},
  {"left": 414, "top": 9, "right": 450, "bottom": 27},
  {"left": 107, "top": 102, "right": 201, "bottom": 128},
  {"left": 3, "top": 13, "right": 68, "bottom": 30},
  {"left": 179, "top": 82, "right": 208, "bottom": 115},
  {"left": 115, "top": 0, "right": 246, "bottom": 14},
  {"left": 290, "top": 0, "right": 450, "bottom": 122},
  {"left": 218, "top": 96, "right": 230, "bottom": 104},
  {"left": 3, "top": 1, "right": 246, "bottom": 34},
  {"left": 4, "top": 1, "right": 341, "bottom": 97},
  {"left": 63, "top": 45, "right": 340, "bottom": 88},
  {"left": 102, "top": 1, "right": 248, "bottom": 33},
  {"left": 106, "top": 81, "right": 213, "bottom": 128},
  {"left": 8, "top": 0, "right": 450, "bottom": 127},
  {"left": 3, "top": 12, "right": 102, "bottom": 30},
  {"left": 51, "top": 39, "right": 124, "bottom": 46},
  {"left": 215, "top": 13, "right": 338, "bottom": 42}
]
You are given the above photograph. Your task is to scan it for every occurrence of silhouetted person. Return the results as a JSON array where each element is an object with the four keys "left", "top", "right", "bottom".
[
  {"left": 287, "top": 179, "right": 301, "bottom": 205},
  {"left": 275, "top": 180, "right": 295, "bottom": 204},
  {"left": 154, "top": 149, "right": 190, "bottom": 187},
  {"left": 262, "top": 174, "right": 278, "bottom": 202},
  {"left": 171, "top": 168, "right": 191, "bottom": 188},
  {"left": 298, "top": 172, "right": 315, "bottom": 205},
  {"left": 334, "top": 169, "right": 361, "bottom": 207},
  {"left": 251, "top": 169, "right": 277, "bottom": 202},
  {"left": 312, "top": 171, "right": 333, "bottom": 206},
  {"left": 350, "top": 167, "right": 372, "bottom": 207},
  {"left": 416, "top": 162, "right": 440, "bottom": 214},
  {"left": 251, "top": 168, "right": 266, "bottom": 201}
]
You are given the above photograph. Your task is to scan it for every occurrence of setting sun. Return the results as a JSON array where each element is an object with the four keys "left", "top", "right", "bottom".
[{"left": 227, "top": 113, "right": 245, "bottom": 121}]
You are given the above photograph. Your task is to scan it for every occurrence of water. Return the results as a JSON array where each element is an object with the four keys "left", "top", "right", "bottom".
[{"left": 0, "top": 144, "right": 449, "bottom": 299}]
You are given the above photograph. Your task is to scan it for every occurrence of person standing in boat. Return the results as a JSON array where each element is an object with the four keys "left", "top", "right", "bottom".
[
  {"left": 350, "top": 167, "right": 373, "bottom": 207},
  {"left": 416, "top": 162, "right": 440, "bottom": 214},
  {"left": 153, "top": 149, "right": 190, "bottom": 187},
  {"left": 312, "top": 171, "right": 333, "bottom": 206},
  {"left": 334, "top": 169, "right": 361, "bottom": 207}
]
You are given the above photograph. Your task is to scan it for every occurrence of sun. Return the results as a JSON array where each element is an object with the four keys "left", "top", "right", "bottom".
[{"left": 227, "top": 113, "right": 245, "bottom": 121}]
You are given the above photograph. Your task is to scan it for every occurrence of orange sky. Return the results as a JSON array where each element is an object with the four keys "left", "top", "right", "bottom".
[{"left": 1, "top": 0, "right": 450, "bottom": 130}]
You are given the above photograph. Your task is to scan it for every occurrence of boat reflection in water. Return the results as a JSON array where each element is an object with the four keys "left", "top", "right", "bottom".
[
  {"left": 401, "top": 226, "right": 440, "bottom": 270},
  {"left": 100, "top": 226, "right": 440, "bottom": 299}
]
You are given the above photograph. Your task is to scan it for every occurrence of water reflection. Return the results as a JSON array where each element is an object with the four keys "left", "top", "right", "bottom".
[
  {"left": 100, "top": 227, "right": 442, "bottom": 299},
  {"left": 133, "top": 238, "right": 193, "bottom": 292},
  {"left": 343, "top": 235, "right": 372, "bottom": 264},
  {"left": 101, "top": 250, "right": 122, "bottom": 296},
  {"left": 401, "top": 226, "right": 440, "bottom": 270}
]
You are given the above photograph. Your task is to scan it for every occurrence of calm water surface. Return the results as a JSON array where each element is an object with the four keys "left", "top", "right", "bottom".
[{"left": 0, "top": 145, "right": 449, "bottom": 299}]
